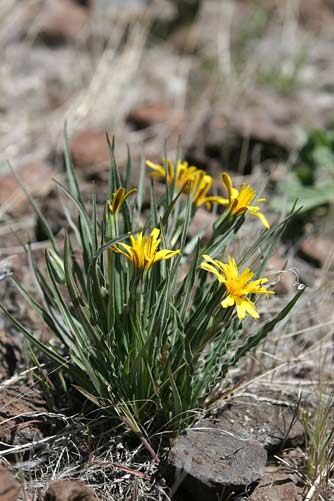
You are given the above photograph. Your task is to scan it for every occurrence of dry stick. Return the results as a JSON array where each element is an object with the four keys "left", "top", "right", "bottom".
[
  {"left": 0, "top": 434, "right": 58, "bottom": 457},
  {"left": 0, "top": 365, "right": 44, "bottom": 390}
]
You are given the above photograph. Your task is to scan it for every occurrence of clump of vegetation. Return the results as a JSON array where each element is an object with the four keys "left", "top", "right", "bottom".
[{"left": 0, "top": 130, "right": 304, "bottom": 442}]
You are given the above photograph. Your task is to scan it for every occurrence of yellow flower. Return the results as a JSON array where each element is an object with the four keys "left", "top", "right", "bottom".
[
  {"left": 200, "top": 255, "right": 274, "bottom": 320},
  {"left": 112, "top": 228, "right": 180, "bottom": 270},
  {"left": 220, "top": 173, "right": 270, "bottom": 229},
  {"left": 109, "top": 187, "right": 137, "bottom": 215},
  {"left": 191, "top": 174, "right": 229, "bottom": 210},
  {"left": 146, "top": 159, "right": 204, "bottom": 191},
  {"left": 146, "top": 159, "right": 229, "bottom": 211}
]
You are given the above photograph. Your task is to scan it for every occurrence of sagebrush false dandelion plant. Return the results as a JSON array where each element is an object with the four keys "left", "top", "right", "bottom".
[{"left": 0, "top": 131, "right": 305, "bottom": 442}]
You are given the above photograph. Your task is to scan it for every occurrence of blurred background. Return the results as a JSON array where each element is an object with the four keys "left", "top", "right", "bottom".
[{"left": 0, "top": 0, "right": 333, "bottom": 273}]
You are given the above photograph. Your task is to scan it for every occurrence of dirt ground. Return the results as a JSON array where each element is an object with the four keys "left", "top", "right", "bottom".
[{"left": 0, "top": 0, "right": 333, "bottom": 499}]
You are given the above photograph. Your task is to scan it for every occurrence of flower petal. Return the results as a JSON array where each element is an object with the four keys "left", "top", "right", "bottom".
[
  {"left": 200, "top": 262, "right": 225, "bottom": 282},
  {"left": 153, "top": 249, "right": 180, "bottom": 264},
  {"left": 221, "top": 295, "right": 235, "bottom": 308},
  {"left": 242, "top": 298, "right": 260, "bottom": 319},
  {"left": 222, "top": 172, "right": 239, "bottom": 200},
  {"left": 204, "top": 196, "right": 229, "bottom": 206},
  {"left": 249, "top": 209, "right": 270, "bottom": 229},
  {"left": 235, "top": 297, "right": 247, "bottom": 320},
  {"left": 202, "top": 255, "right": 228, "bottom": 276},
  {"left": 146, "top": 160, "right": 165, "bottom": 177}
]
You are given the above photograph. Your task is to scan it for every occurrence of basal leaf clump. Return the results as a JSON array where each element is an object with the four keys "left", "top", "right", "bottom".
[{"left": 0, "top": 131, "right": 305, "bottom": 439}]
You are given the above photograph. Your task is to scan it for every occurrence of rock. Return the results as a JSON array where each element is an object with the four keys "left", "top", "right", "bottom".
[
  {"left": 126, "top": 102, "right": 179, "bottom": 129},
  {"left": 68, "top": 129, "right": 111, "bottom": 175},
  {"left": 215, "top": 395, "right": 305, "bottom": 453},
  {"left": 249, "top": 466, "right": 304, "bottom": 500},
  {"left": 44, "top": 480, "right": 97, "bottom": 500},
  {"left": 35, "top": 0, "right": 94, "bottom": 45},
  {"left": 0, "top": 161, "right": 55, "bottom": 216},
  {"left": 298, "top": 237, "right": 333, "bottom": 268},
  {"left": 0, "top": 465, "right": 20, "bottom": 501},
  {"left": 165, "top": 419, "right": 267, "bottom": 500},
  {"left": 67, "top": 128, "right": 140, "bottom": 180}
]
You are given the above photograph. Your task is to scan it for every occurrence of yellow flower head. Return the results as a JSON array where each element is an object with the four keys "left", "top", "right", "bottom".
[
  {"left": 146, "top": 159, "right": 205, "bottom": 191},
  {"left": 191, "top": 174, "right": 228, "bottom": 210},
  {"left": 146, "top": 159, "right": 230, "bottom": 211},
  {"left": 109, "top": 187, "right": 137, "bottom": 215},
  {"left": 200, "top": 255, "right": 274, "bottom": 320},
  {"left": 220, "top": 173, "right": 270, "bottom": 229},
  {"left": 112, "top": 228, "right": 180, "bottom": 270}
]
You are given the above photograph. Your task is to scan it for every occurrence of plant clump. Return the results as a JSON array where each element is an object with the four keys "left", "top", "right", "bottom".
[{"left": 0, "top": 130, "right": 305, "bottom": 441}]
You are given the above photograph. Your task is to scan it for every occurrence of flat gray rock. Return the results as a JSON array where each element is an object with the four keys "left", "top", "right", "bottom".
[
  {"left": 166, "top": 421, "right": 267, "bottom": 500},
  {"left": 165, "top": 395, "right": 305, "bottom": 499}
]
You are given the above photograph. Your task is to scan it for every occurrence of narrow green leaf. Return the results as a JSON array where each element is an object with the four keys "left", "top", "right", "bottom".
[{"left": 64, "top": 122, "right": 83, "bottom": 205}]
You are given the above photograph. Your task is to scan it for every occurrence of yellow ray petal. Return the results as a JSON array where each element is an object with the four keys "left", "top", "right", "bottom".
[
  {"left": 222, "top": 172, "right": 239, "bottom": 200},
  {"left": 249, "top": 209, "right": 270, "bottom": 229},
  {"left": 153, "top": 249, "right": 180, "bottom": 264},
  {"left": 241, "top": 298, "right": 260, "bottom": 319},
  {"left": 146, "top": 160, "right": 165, "bottom": 176},
  {"left": 221, "top": 295, "right": 235, "bottom": 308},
  {"left": 202, "top": 255, "right": 227, "bottom": 275},
  {"left": 200, "top": 262, "right": 225, "bottom": 282}
]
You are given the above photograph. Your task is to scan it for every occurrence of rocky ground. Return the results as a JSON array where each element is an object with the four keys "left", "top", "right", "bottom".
[{"left": 0, "top": 0, "right": 333, "bottom": 499}]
